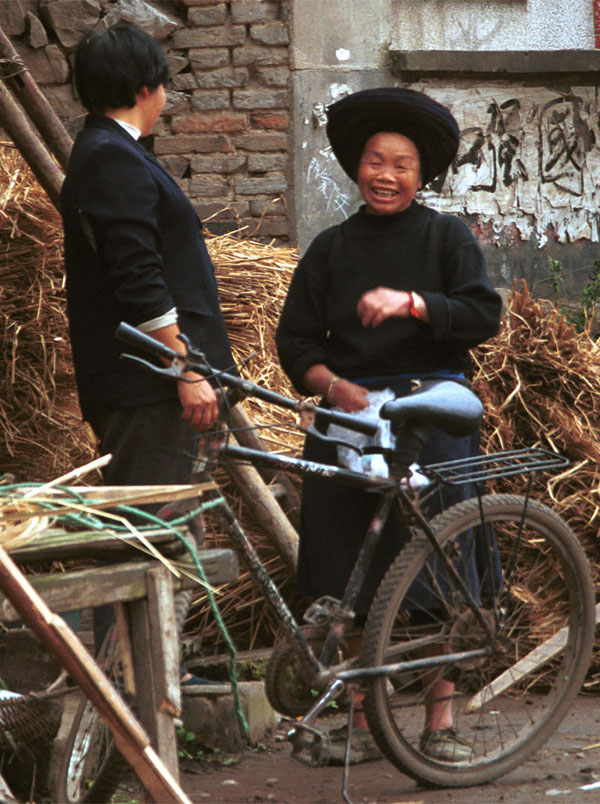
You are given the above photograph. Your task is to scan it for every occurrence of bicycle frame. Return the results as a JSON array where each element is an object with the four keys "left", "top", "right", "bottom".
[
  {"left": 201, "top": 426, "right": 497, "bottom": 691},
  {"left": 115, "top": 321, "right": 570, "bottom": 696}
]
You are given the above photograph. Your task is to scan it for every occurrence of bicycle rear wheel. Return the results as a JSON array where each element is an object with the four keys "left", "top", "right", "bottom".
[{"left": 360, "top": 493, "right": 595, "bottom": 788}]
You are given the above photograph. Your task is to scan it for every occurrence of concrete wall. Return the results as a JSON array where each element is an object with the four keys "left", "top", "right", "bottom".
[
  {"left": 390, "top": 0, "right": 594, "bottom": 51},
  {"left": 291, "top": 0, "right": 600, "bottom": 299}
]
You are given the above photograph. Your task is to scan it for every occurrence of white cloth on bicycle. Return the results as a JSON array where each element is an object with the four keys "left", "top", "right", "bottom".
[{"left": 327, "top": 389, "right": 395, "bottom": 478}]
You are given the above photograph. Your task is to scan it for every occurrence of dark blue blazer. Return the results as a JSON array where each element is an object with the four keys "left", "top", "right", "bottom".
[{"left": 61, "top": 114, "right": 234, "bottom": 420}]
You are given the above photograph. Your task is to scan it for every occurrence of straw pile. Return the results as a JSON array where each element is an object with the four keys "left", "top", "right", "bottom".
[
  {"left": 0, "top": 144, "right": 95, "bottom": 482},
  {"left": 189, "top": 233, "right": 302, "bottom": 651},
  {"left": 2, "top": 143, "right": 599, "bottom": 677},
  {"left": 471, "top": 284, "right": 600, "bottom": 685},
  {"left": 473, "top": 283, "right": 600, "bottom": 535}
]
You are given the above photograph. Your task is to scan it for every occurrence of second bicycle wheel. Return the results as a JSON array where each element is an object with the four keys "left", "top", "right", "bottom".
[
  {"left": 54, "top": 627, "right": 129, "bottom": 803},
  {"left": 360, "top": 493, "right": 595, "bottom": 788}
]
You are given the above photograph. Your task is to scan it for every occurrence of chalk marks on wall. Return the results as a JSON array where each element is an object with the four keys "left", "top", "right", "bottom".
[
  {"left": 304, "top": 85, "right": 600, "bottom": 246},
  {"left": 306, "top": 153, "right": 353, "bottom": 217},
  {"left": 422, "top": 86, "right": 600, "bottom": 245}
]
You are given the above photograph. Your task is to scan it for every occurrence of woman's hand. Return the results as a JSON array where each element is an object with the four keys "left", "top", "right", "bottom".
[
  {"left": 330, "top": 379, "right": 369, "bottom": 412},
  {"left": 177, "top": 373, "right": 219, "bottom": 430},
  {"left": 302, "top": 363, "right": 369, "bottom": 412},
  {"left": 357, "top": 287, "right": 428, "bottom": 326}
]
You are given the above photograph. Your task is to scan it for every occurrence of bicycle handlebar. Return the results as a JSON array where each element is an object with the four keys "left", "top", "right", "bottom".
[
  {"left": 115, "top": 323, "right": 380, "bottom": 437},
  {"left": 116, "top": 321, "right": 182, "bottom": 363}
]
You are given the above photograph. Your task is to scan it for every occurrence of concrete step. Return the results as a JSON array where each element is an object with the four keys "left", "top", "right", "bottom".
[{"left": 181, "top": 680, "right": 279, "bottom": 751}]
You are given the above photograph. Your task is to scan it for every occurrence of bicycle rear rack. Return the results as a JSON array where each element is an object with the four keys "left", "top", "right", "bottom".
[{"left": 422, "top": 447, "right": 569, "bottom": 486}]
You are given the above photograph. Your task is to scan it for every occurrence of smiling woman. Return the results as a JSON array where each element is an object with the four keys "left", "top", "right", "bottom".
[
  {"left": 276, "top": 86, "right": 502, "bottom": 765},
  {"left": 357, "top": 132, "right": 422, "bottom": 216}
]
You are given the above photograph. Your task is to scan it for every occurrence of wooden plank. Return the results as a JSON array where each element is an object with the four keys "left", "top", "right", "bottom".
[
  {"left": 466, "top": 601, "right": 600, "bottom": 712},
  {"left": 8, "top": 527, "right": 189, "bottom": 563},
  {"left": 0, "top": 549, "right": 239, "bottom": 622},
  {"left": 2, "top": 482, "right": 217, "bottom": 516},
  {"left": 144, "top": 566, "right": 181, "bottom": 777}
]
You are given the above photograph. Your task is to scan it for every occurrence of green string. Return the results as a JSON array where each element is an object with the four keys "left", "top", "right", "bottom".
[
  {"left": 117, "top": 503, "right": 250, "bottom": 740},
  {"left": 1, "top": 484, "right": 250, "bottom": 740}
]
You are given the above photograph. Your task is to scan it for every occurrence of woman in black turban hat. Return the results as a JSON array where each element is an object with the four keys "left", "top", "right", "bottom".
[
  {"left": 276, "top": 87, "right": 501, "bottom": 764},
  {"left": 326, "top": 86, "right": 460, "bottom": 186}
]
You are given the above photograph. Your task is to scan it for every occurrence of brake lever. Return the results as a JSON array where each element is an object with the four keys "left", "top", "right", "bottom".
[
  {"left": 302, "top": 424, "right": 364, "bottom": 455},
  {"left": 121, "top": 353, "right": 184, "bottom": 380}
]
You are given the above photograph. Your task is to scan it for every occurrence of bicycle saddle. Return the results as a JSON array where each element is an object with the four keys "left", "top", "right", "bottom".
[{"left": 379, "top": 380, "right": 483, "bottom": 437}]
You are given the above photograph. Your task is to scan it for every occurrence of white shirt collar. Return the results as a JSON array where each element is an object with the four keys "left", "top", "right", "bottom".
[{"left": 113, "top": 119, "right": 141, "bottom": 140}]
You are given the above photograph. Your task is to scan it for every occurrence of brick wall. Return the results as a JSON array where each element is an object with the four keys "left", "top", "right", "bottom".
[
  {"left": 3, "top": 0, "right": 292, "bottom": 243},
  {"left": 161, "top": 0, "right": 292, "bottom": 241}
]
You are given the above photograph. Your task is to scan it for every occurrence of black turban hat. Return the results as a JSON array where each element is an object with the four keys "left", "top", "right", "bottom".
[{"left": 326, "top": 87, "right": 460, "bottom": 187}]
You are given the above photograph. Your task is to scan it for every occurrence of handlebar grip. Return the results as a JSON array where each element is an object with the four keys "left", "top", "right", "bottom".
[{"left": 115, "top": 322, "right": 181, "bottom": 362}]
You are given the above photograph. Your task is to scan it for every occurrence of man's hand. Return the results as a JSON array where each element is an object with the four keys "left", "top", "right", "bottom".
[{"left": 177, "top": 372, "right": 219, "bottom": 430}]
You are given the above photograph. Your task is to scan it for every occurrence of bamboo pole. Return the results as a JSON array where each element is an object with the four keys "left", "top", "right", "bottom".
[
  {"left": 222, "top": 432, "right": 299, "bottom": 571},
  {"left": 228, "top": 405, "right": 301, "bottom": 529},
  {"left": 0, "top": 77, "right": 63, "bottom": 208},
  {"left": 0, "top": 26, "right": 72, "bottom": 170},
  {"left": 0, "top": 545, "right": 191, "bottom": 804}
]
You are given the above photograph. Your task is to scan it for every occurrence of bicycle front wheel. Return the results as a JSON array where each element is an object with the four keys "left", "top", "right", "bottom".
[{"left": 360, "top": 493, "right": 595, "bottom": 788}]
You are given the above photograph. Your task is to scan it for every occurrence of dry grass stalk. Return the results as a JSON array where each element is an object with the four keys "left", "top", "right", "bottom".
[{"left": 0, "top": 144, "right": 95, "bottom": 481}]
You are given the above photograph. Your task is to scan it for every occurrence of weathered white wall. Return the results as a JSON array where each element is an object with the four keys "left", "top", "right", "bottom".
[
  {"left": 391, "top": 0, "right": 594, "bottom": 51},
  {"left": 291, "top": 0, "right": 600, "bottom": 296}
]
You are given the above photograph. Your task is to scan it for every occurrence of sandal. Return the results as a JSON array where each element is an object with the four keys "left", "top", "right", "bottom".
[{"left": 419, "top": 727, "right": 472, "bottom": 762}]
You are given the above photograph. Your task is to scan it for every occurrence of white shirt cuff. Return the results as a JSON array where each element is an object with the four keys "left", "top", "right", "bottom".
[{"left": 137, "top": 308, "right": 178, "bottom": 332}]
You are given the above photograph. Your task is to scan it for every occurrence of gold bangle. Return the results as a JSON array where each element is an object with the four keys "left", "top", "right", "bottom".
[{"left": 326, "top": 375, "right": 341, "bottom": 403}]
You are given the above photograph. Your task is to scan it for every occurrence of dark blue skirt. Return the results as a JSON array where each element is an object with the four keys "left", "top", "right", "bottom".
[{"left": 296, "top": 376, "right": 501, "bottom": 618}]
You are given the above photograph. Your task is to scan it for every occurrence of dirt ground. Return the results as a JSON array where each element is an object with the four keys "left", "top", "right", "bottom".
[{"left": 166, "top": 695, "right": 600, "bottom": 804}]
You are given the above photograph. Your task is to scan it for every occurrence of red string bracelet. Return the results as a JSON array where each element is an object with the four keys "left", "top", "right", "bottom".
[{"left": 408, "top": 291, "right": 421, "bottom": 320}]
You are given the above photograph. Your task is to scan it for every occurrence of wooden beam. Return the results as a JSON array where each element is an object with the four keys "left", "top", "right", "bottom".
[
  {"left": 0, "top": 25, "right": 72, "bottom": 170},
  {"left": 227, "top": 405, "right": 300, "bottom": 528},
  {"left": 0, "top": 549, "right": 239, "bottom": 621},
  {"left": 221, "top": 432, "right": 299, "bottom": 571},
  {"left": 126, "top": 566, "right": 181, "bottom": 779},
  {"left": 0, "top": 76, "right": 63, "bottom": 208}
]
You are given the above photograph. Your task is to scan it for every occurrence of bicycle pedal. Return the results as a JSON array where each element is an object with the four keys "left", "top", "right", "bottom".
[{"left": 287, "top": 724, "right": 330, "bottom": 767}]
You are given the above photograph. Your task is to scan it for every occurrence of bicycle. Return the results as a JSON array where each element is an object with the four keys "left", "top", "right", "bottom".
[{"left": 116, "top": 321, "right": 595, "bottom": 799}]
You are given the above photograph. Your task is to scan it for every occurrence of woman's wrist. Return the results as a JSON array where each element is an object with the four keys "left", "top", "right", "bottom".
[
  {"left": 326, "top": 374, "right": 342, "bottom": 404},
  {"left": 408, "top": 291, "right": 428, "bottom": 322}
]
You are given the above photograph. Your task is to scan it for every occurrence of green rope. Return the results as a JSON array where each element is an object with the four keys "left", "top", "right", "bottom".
[
  {"left": 115, "top": 503, "right": 250, "bottom": 741},
  {"left": 1, "top": 483, "right": 250, "bottom": 740}
]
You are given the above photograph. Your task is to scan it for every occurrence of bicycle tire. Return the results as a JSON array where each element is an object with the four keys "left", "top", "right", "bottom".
[
  {"left": 55, "top": 694, "right": 128, "bottom": 803},
  {"left": 360, "top": 493, "right": 595, "bottom": 788},
  {"left": 54, "top": 628, "right": 128, "bottom": 803}
]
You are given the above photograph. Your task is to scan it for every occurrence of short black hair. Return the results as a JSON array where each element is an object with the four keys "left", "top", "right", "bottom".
[{"left": 75, "top": 23, "right": 170, "bottom": 114}]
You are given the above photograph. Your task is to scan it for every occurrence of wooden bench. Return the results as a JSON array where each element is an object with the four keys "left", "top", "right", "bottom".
[{"left": 0, "top": 524, "right": 239, "bottom": 785}]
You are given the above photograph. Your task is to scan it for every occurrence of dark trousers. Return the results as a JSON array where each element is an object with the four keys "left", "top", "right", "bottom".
[{"left": 89, "top": 401, "right": 199, "bottom": 653}]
